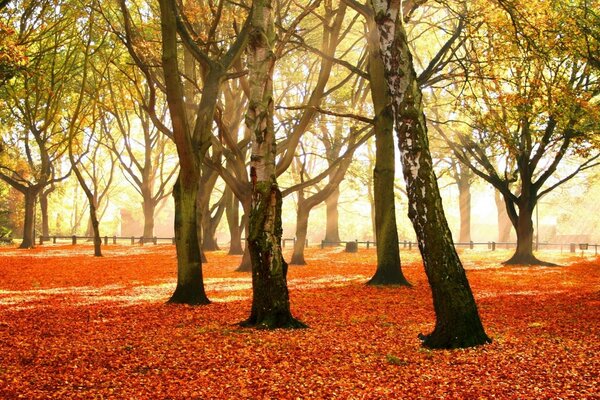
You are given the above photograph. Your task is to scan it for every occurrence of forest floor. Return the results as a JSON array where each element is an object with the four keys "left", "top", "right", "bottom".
[{"left": 0, "top": 244, "right": 598, "bottom": 399}]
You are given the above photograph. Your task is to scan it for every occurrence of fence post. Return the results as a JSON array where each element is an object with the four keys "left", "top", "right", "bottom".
[
  {"left": 321, "top": 240, "right": 324, "bottom": 249},
  {"left": 103, "top": 236, "right": 108, "bottom": 245},
  {"left": 53, "top": 236, "right": 57, "bottom": 244},
  {"left": 72, "top": 235, "right": 77, "bottom": 245},
  {"left": 113, "top": 235, "right": 117, "bottom": 245},
  {"left": 153, "top": 236, "right": 157, "bottom": 245},
  {"left": 366, "top": 240, "right": 370, "bottom": 249},
  {"left": 408, "top": 241, "right": 412, "bottom": 250},
  {"left": 469, "top": 240, "right": 474, "bottom": 249},
  {"left": 130, "top": 236, "right": 135, "bottom": 245},
  {"left": 140, "top": 237, "right": 144, "bottom": 246},
  {"left": 39, "top": 235, "right": 43, "bottom": 245},
  {"left": 491, "top": 242, "right": 496, "bottom": 251}
]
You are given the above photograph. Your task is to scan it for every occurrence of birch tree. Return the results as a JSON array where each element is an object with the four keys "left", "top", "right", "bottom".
[{"left": 368, "top": 0, "right": 490, "bottom": 348}]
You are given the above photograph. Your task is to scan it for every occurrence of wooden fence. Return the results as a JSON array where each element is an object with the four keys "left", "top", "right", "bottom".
[{"left": 6, "top": 235, "right": 598, "bottom": 256}]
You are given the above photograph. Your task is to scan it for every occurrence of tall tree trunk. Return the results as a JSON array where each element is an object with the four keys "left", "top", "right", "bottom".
[
  {"left": 366, "top": 13, "right": 409, "bottom": 285},
  {"left": 457, "top": 176, "right": 471, "bottom": 243},
  {"left": 19, "top": 189, "right": 36, "bottom": 249},
  {"left": 235, "top": 199, "right": 252, "bottom": 272},
  {"left": 159, "top": 0, "right": 213, "bottom": 304},
  {"left": 290, "top": 199, "right": 309, "bottom": 265},
  {"left": 202, "top": 198, "right": 225, "bottom": 252},
  {"left": 494, "top": 190, "right": 511, "bottom": 243},
  {"left": 142, "top": 198, "right": 156, "bottom": 239},
  {"left": 226, "top": 187, "right": 244, "bottom": 255},
  {"left": 70, "top": 166, "right": 102, "bottom": 257},
  {"left": 502, "top": 196, "right": 551, "bottom": 265},
  {"left": 241, "top": 0, "right": 303, "bottom": 329},
  {"left": 372, "top": 2, "right": 489, "bottom": 348},
  {"left": 323, "top": 187, "right": 341, "bottom": 244},
  {"left": 169, "top": 175, "right": 210, "bottom": 303},
  {"left": 39, "top": 186, "right": 53, "bottom": 238},
  {"left": 87, "top": 197, "right": 102, "bottom": 257}
]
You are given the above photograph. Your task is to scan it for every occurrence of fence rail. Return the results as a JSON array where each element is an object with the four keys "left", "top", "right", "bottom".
[
  {"left": 37, "top": 235, "right": 175, "bottom": 246},
  {"left": 2, "top": 235, "right": 597, "bottom": 256},
  {"left": 319, "top": 239, "right": 599, "bottom": 255}
]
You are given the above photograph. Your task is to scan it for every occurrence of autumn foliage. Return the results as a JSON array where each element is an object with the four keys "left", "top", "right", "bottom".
[{"left": 0, "top": 245, "right": 598, "bottom": 398}]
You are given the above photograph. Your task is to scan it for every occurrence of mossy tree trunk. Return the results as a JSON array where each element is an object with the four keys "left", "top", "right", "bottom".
[
  {"left": 241, "top": 0, "right": 304, "bottom": 329},
  {"left": 366, "top": 12, "right": 409, "bottom": 286},
  {"left": 371, "top": 1, "right": 490, "bottom": 348},
  {"left": 169, "top": 174, "right": 209, "bottom": 304}
]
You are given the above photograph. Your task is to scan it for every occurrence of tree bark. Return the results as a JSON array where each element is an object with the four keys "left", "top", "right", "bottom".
[
  {"left": 225, "top": 187, "right": 244, "bottom": 255},
  {"left": 39, "top": 186, "right": 53, "bottom": 238},
  {"left": 366, "top": 12, "right": 409, "bottom": 285},
  {"left": 241, "top": 0, "right": 303, "bottom": 329},
  {"left": 168, "top": 174, "right": 210, "bottom": 304},
  {"left": 142, "top": 197, "right": 156, "bottom": 239},
  {"left": 290, "top": 199, "right": 309, "bottom": 266},
  {"left": 69, "top": 162, "right": 103, "bottom": 257},
  {"left": 372, "top": 1, "right": 490, "bottom": 348},
  {"left": 494, "top": 190, "right": 511, "bottom": 243},
  {"left": 19, "top": 189, "right": 37, "bottom": 249},
  {"left": 323, "top": 187, "right": 341, "bottom": 244},
  {"left": 235, "top": 198, "right": 252, "bottom": 272},
  {"left": 159, "top": 0, "right": 216, "bottom": 304},
  {"left": 502, "top": 195, "right": 552, "bottom": 265},
  {"left": 457, "top": 175, "right": 471, "bottom": 243}
]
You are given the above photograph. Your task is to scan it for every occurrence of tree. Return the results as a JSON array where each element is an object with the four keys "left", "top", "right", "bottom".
[
  {"left": 364, "top": 8, "right": 409, "bottom": 285},
  {"left": 288, "top": 124, "right": 372, "bottom": 265},
  {"left": 241, "top": 0, "right": 304, "bottom": 329},
  {"left": 368, "top": 0, "right": 490, "bottom": 348},
  {"left": 442, "top": 0, "right": 600, "bottom": 265},
  {"left": 0, "top": 0, "right": 76, "bottom": 248},
  {"left": 103, "top": 65, "right": 178, "bottom": 240},
  {"left": 155, "top": 0, "right": 249, "bottom": 304},
  {"left": 66, "top": 7, "right": 111, "bottom": 257}
]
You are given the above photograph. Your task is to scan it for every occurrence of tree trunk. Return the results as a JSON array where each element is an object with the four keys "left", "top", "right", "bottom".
[
  {"left": 457, "top": 176, "right": 471, "bottom": 243},
  {"left": 494, "top": 190, "right": 511, "bottom": 243},
  {"left": 235, "top": 199, "right": 252, "bottom": 272},
  {"left": 19, "top": 189, "right": 36, "bottom": 249},
  {"left": 142, "top": 194, "right": 156, "bottom": 239},
  {"left": 87, "top": 197, "right": 102, "bottom": 257},
  {"left": 226, "top": 188, "right": 244, "bottom": 255},
  {"left": 237, "top": 245, "right": 252, "bottom": 272},
  {"left": 366, "top": 14, "right": 409, "bottom": 286},
  {"left": 241, "top": 0, "right": 303, "bottom": 329},
  {"left": 372, "top": 2, "right": 489, "bottom": 348},
  {"left": 39, "top": 189, "right": 51, "bottom": 238},
  {"left": 323, "top": 187, "right": 341, "bottom": 244},
  {"left": 502, "top": 198, "right": 551, "bottom": 265},
  {"left": 290, "top": 203, "right": 309, "bottom": 265},
  {"left": 168, "top": 174, "right": 210, "bottom": 304},
  {"left": 158, "top": 0, "right": 213, "bottom": 304}
]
